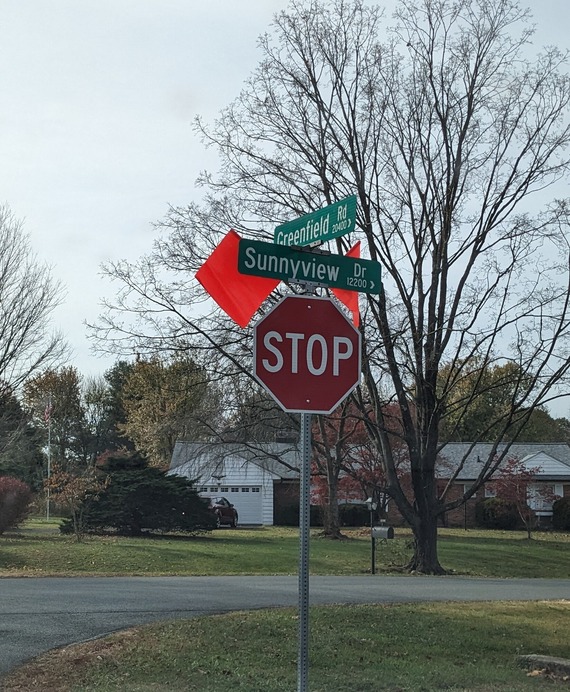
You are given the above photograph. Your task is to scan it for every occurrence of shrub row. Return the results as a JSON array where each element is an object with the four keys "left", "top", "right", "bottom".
[
  {"left": 474, "top": 496, "right": 570, "bottom": 530},
  {"left": 274, "top": 503, "right": 371, "bottom": 527},
  {"left": 475, "top": 497, "right": 520, "bottom": 530}
]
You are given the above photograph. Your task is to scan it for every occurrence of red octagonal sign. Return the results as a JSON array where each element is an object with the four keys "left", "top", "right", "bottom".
[{"left": 254, "top": 295, "right": 361, "bottom": 414}]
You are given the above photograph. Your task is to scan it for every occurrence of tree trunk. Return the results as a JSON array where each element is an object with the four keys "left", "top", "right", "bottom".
[
  {"left": 321, "top": 464, "right": 344, "bottom": 539},
  {"left": 407, "top": 511, "right": 446, "bottom": 574}
]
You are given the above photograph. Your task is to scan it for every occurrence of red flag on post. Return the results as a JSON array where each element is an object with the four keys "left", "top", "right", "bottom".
[
  {"left": 44, "top": 401, "right": 53, "bottom": 423},
  {"left": 332, "top": 241, "right": 361, "bottom": 327},
  {"left": 196, "top": 229, "right": 279, "bottom": 328}
]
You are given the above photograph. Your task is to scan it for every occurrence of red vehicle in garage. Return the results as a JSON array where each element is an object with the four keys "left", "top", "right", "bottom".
[{"left": 208, "top": 496, "right": 238, "bottom": 528}]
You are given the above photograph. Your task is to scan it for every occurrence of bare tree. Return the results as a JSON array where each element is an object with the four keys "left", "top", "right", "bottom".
[
  {"left": 93, "top": 0, "right": 570, "bottom": 573},
  {"left": 0, "top": 206, "right": 66, "bottom": 392},
  {"left": 82, "top": 375, "right": 118, "bottom": 462}
]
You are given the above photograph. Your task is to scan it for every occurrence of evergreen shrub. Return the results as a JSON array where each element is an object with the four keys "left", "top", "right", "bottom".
[
  {"left": 475, "top": 497, "right": 519, "bottom": 530},
  {"left": 552, "top": 497, "right": 570, "bottom": 530},
  {"left": 339, "top": 503, "right": 370, "bottom": 526},
  {"left": 60, "top": 452, "right": 215, "bottom": 536}
]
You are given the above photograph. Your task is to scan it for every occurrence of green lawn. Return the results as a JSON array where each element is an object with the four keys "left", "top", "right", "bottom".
[
  {"left": 1, "top": 520, "right": 569, "bottom": 578},
  {"left": 4, "top": 601, "right": 570, "bottom": 691},
  {"left": 2, "top": 520, "right": 570, "bottom": 690}
]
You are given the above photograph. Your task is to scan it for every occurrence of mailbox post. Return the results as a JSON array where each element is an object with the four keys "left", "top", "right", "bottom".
[
  {"left": 366, "top": 497, "right": 377, "bottom": 574},
  {"left": 370, "top": 524, "right": 395, "bottom": 574}
]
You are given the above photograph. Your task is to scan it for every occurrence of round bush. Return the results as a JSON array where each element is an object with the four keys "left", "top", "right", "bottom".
[
  {"left": 475, "top": 497, "right": 519, "bottom": 530},
  {"left": 552, "top": 497, "right": 570, "bottom": 531}
]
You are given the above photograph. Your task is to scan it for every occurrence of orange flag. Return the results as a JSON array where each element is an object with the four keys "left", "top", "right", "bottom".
[
  {"left": 196, "top": 230, "right": 279, "bottom": 328},
  {"left": 332, "top": 241, "right": 361, "bottom": 327}
]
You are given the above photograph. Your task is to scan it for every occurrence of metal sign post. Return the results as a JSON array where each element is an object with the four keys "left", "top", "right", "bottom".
[
  {"left": 298, "top": 411, "right": 311, "bottom": 692},
  {"left": 252, "top": 294, "right": 361, "bottom": 691}
]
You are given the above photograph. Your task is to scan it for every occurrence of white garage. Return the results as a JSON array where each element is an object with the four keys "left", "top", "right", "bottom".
[
  {"left": 197, "top": 485, "right": 263, "bottom": 525},
  {"left": 169, "top": 441, "right": 301, "bottom": 525}
]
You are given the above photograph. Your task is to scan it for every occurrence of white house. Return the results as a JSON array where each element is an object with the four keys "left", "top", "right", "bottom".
[{"left": 169, "top": 441, "right": 301, "bottom": 525}]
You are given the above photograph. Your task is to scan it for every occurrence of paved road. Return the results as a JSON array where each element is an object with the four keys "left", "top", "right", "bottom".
[{"left": 1, "top": 575, "right": 569, "bottom": 676}]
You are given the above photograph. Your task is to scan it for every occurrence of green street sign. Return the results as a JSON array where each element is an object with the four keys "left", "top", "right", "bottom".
[
  {"left": 238, "top": 238, "right": 381, "bottom": 293},
  {"left": 274, "top": 196, "right": 357, "bottom": 247}
]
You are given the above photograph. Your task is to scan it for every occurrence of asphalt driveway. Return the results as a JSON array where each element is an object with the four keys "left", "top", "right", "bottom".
[{"left": 1, "top": 575, "right": 569, "bottom": 676}]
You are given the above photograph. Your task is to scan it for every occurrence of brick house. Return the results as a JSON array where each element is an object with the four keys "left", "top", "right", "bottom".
[{"left": 383, "top": 442, "right": 570, "bottom": 529}]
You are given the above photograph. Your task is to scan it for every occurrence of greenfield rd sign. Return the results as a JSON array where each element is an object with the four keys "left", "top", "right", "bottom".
[
  {"left": 238, "top": 238, "right": 381, "bottom": 293},
  {"left": 274, "top": 196, "right": 357, "bottom": 247}
]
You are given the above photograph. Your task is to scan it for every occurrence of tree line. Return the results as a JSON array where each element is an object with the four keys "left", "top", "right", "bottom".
[{"left": 0, "top": 356, "right": 222, "bottom": 490}]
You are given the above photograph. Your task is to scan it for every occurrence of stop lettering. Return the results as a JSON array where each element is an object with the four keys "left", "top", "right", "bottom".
[
  {"left": 253, "top": 295, "right": 361, "bottom": 413},
  {"left": 261, "top": 331, "right": 354, "bottom": 376}
]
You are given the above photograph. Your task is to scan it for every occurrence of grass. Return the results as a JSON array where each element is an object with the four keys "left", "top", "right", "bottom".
[
  {"left": 2, "top": 520, "right": 570, "bottom": 690},
  {"left": 437, "top": 531, "right": 570, "bottom": 578},
  {"left": 3, "top": 601, "right": 570, "bottom": 691},
  {"left": 1, "top": 519, "right": 569, "bottom": 578},
  {"left": 0, "top": 524, "right": 373, "bottom": 576}
]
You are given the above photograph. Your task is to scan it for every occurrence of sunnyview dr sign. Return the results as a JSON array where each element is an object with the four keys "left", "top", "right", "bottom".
[{"left": 238, "top": 238, "right": 381, "bottom": 293}]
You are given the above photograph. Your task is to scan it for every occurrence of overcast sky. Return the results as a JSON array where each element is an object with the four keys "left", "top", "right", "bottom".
[{"left": 1, "top": 0, "right": 569, "bottom": 410}]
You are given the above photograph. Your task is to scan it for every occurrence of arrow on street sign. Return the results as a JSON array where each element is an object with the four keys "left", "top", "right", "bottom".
[
  {"left": 238, "top": 238, "right": 381, "bottom": 294},
  {"left": 274, "top": 196, "right": 357, "bottom": 247}
]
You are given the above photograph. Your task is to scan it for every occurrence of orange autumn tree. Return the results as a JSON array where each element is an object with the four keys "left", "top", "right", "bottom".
[{"left": 46, "top": 464, "right": 107, "bottom": 541}]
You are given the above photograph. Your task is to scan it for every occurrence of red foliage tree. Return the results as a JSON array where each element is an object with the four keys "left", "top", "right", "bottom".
[
  {"left": 311, "top": 401, "right": 410, "bottom": 536},
  {"left": 0, "top": 476, "right": 33, "bottom": 534},
  {"left": 493, "top": 457, "right": 556, "bottom": 539}
]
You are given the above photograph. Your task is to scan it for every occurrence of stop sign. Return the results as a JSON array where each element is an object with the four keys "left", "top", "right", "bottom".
[{"left": 253, "top": 295, "right": 361, "bottom": 413}]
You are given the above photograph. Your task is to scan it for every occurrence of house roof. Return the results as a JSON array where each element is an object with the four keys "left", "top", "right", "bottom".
[
  {"left": 170, "top": 440, "right": 570, "bottom": 484},
  {"left": 438, "top": 442, "right": 570, "bottom": 480},
  {"left": 169, "top": 441, "right": 302, "bottom": 481}
]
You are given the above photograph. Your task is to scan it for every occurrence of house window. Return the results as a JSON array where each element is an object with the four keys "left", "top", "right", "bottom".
[
  {"left": 241, "top": 487, "right": 250, "bottom": 492},
  {"left": 252, "top": 487, "right": 261, "bottom": 493},
  {"left": 230, "top": 487, "right": 239, "bottom": 493},
  {"left": 209, "top": 487, "right": 218, "bottom": 492},
  {"left": 485, "top": 485, "right": 497, "bottom": 498},
  {"left": 199, "top": 487, "right": 208, "bottom": 492},
  {"left": 221, "top": 487, "right": 229, "bottom": 492},
  {"left": 529, "top": 483, "right": 558, "bottom": 512}
]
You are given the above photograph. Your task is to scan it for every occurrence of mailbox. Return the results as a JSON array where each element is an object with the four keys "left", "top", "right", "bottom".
[{"left": 371, "top": 525, "right": 394, "bottom": 539}]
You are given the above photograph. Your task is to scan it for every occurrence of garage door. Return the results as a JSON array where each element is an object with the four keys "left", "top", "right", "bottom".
[
  {"left": 227, "top": 486, "right": 262, "bottom": 524},
  {"left": 200, "top": 486, "right": 263, "bottom": 525}
]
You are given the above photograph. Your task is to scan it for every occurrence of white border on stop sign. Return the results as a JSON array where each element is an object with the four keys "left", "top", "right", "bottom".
[{"left": 252, "top": 294, "right": 362, "bottom": 414}]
